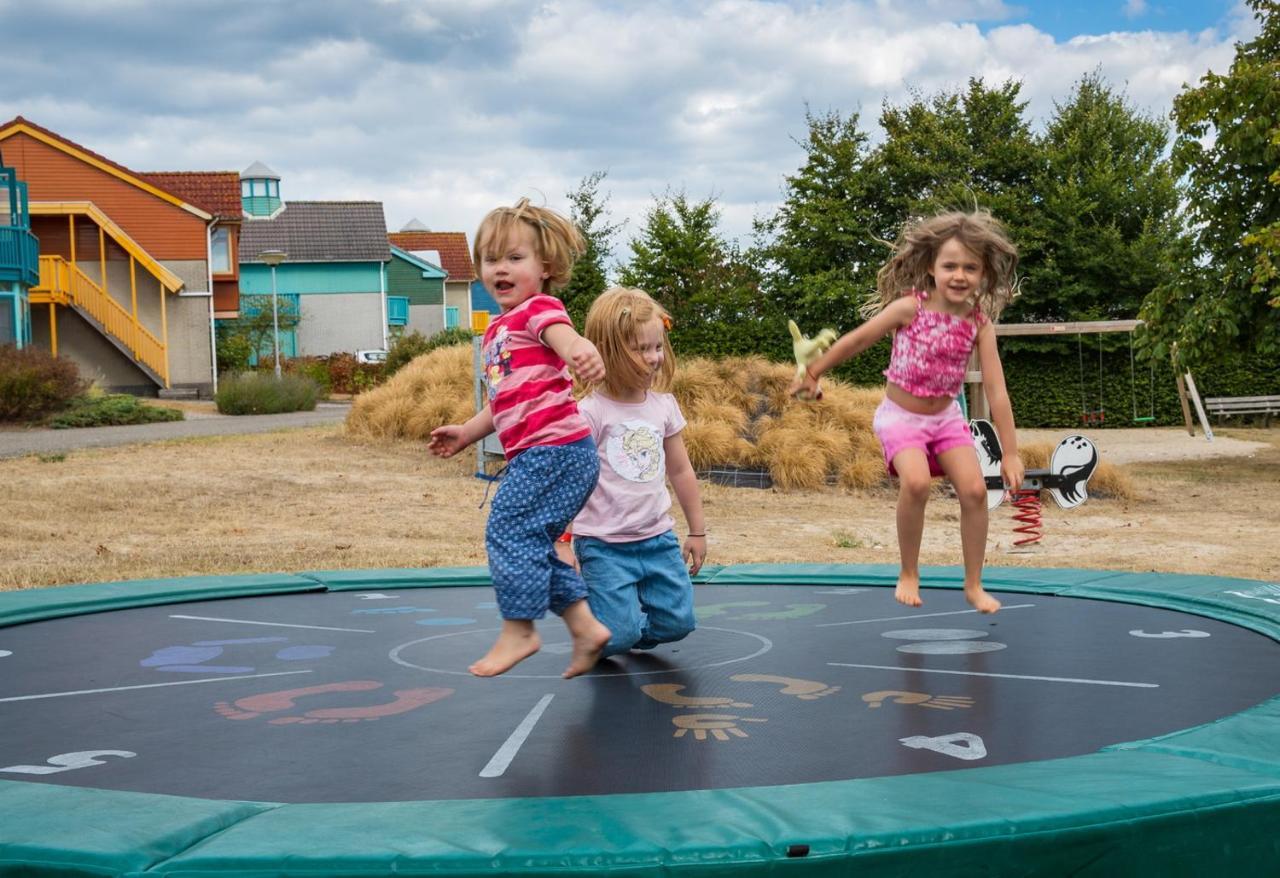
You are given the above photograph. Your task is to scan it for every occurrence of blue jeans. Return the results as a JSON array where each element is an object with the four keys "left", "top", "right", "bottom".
[
  {"left": 574, "top": 531, "right": 695, "bottom": 657},
  {"left": 486, "top": 437, "right": 599, "bottom": 620}
]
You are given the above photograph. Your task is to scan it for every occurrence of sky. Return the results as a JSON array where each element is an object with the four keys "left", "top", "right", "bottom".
[{"left": 0, "top": 0, "right": 1259, "bottom": 263}]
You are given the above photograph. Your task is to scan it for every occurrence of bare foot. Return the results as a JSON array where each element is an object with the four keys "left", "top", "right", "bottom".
[
  {"left": 895, "top": 573, "right": 923, "bottom": 608},
  {"left": 563, "top": 618, "right": 611, "bottom": 679},
  {"left": 964, "top": 585, "right": 1001, "bottom": 614},
  {"left": 469, "top": 624, "right": 540, "bottom": 677}
]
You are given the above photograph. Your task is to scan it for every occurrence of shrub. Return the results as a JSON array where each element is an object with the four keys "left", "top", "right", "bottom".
[
  {"left": 283, "top": 355, "right": 333, "bottom": 395},
  {"left": 216, "top": 331, "right": 255, "bottom": 376},
  {"left": 385, "top": 327, "right": 474, "bottom": 378},
  {"left": 215, "top": 371, "right": 320, "bottom": 415},
  {"left": 0, "top": 344, "right": 88, "bottom": 422},
  {"left": 49, "top": 394, "right": 184, "bottom": 429}
]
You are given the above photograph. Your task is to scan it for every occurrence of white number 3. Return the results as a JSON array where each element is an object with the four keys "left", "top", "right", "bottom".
[{"left": 0, "top": 750, "right": 136, "bottom": 775}]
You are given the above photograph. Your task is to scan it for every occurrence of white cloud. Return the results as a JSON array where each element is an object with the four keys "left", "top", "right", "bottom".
[
  {"left": 1123, "top": 0, "right": 1148, "bottom": 20},
  {"left": 0, "top": 0, "right": 1251, "bottom": 256}
]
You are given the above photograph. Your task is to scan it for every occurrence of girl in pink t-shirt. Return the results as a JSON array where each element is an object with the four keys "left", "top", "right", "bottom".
[
  {"left": 563, "top": 287, "right": 707, "bottom": 658},
  {"left": 790, "top": 210, "right": 1023, "bottom": 615}
]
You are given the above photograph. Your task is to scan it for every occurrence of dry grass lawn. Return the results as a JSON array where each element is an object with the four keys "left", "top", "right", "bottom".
[{"left": 1, "top": 416, "right": 1277, "bottom": 591}]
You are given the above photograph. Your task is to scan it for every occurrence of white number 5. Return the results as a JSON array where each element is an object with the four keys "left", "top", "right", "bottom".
[{"left": 0, "top": 750, "right": 136, "bottom": 775}]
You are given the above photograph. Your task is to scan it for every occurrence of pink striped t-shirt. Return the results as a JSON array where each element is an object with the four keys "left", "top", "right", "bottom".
[{"left": 481, "top": 294, "right": 590, "bottom": 458}]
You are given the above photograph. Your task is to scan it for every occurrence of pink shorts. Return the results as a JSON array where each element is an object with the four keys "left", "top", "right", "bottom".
[{"left": 872, "top": 397, "right": 972, "bottom": 477}]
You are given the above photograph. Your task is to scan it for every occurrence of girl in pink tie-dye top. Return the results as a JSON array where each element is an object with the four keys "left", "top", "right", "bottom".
[{"left": 790, "top": 210, "right": 1023, "bottom": 616}]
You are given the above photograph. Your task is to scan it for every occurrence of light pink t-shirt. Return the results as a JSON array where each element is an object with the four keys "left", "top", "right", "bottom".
[{"left": 571, "top": 391, "right": 687, "bottom": 543}]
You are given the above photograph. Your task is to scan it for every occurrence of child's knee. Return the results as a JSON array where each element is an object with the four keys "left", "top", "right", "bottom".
[
  {"left": 898, "top": 474, "right": 931, "bottom": 502},
  {"left": 955, "top": 477, "right": 988, "bottom": 509}
]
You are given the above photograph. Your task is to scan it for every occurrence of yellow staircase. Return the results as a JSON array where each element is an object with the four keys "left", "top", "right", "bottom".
[
  {"left": 27, "top": 203, "right": 182, "bottom": 388},
  {"left": 31, "top": 256, "right": 169, "bottom": 385}
]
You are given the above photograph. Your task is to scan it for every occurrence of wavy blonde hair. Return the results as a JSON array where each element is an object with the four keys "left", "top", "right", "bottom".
[
  {"left": 864, "top": 210, "right": 1019, "bottom": 321},
  {"left": 583, "top": 287, "right": 676, "bottom": 398},
  {"left": 472, "top": 198, "right": 585, "bottom": 293}
]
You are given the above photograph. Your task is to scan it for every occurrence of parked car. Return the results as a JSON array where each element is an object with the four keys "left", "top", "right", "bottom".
[{"left": 355, "top": 349, "right": 388, "bottom": 364}]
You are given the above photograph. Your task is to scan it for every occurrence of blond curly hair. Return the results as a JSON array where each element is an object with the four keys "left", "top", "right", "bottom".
[
  {"left": 472, "top": 198, "right": 585, "bottom": 293},
  {"left": 865, "top": 210, "right": 1019, "bottom": 321}
]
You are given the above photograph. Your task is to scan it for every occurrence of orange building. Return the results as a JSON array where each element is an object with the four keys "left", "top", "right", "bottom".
[{"left": 0, "top": 117, "right": 241, "bottom": 396}]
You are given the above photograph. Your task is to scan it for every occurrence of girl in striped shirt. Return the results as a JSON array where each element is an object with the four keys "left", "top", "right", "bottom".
[{"left": 429, "top": 199, "right": 611, "bottom": 678}]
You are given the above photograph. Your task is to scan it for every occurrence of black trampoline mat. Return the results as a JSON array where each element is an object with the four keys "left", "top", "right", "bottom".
[{"left": 1, "top": 583, "right": 1276, "bottom": 803}]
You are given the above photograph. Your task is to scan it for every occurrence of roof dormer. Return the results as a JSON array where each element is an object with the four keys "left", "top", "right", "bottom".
[{"left": 241, "top": 160, "right": 283, "bottom": 219}]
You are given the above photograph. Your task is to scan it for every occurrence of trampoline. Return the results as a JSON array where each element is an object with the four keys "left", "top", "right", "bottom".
[{"left": 1, "top": 563, "right": 1278, "bottom": 877}]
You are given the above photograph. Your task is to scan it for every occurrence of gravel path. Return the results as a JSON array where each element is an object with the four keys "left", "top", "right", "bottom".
[{"left": 0, "top": 403, "right": 350, "bottom": 459}]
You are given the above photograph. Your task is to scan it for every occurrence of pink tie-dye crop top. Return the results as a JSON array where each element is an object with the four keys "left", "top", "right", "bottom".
[{"left": 882, "top": 289, "right": 986, "bottom": 398}]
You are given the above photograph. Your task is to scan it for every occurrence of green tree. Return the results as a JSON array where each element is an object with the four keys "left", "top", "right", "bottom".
[
  {"left": 219, "top": 294, "right": 302, "bottom": 368},
  {"left": 619, "top": 192, "right": 773, "bottom": 357},
  {"left": 1015, "top": 73, "right": 1182, "bottom": 325},
  {"left": 1140, "top": 0, "right": 1280, "bottom": 368},
  {"left": 559, "top": 171, "right": 622, "bottom": 327},
  {"left": 871, "top": 78, "right": 1041, "bottom": 239},
  {"left": 755, "top": 107, "right": 882, "bottom": 334}
]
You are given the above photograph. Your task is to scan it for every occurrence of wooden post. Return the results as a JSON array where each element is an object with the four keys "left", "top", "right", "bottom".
[
  {"left": 1183, "top": 371, "right": 1214, "bottom": 442},
  {"left": 1174, "top": 372, "right": 1194, "bottom": 436},
  {"left": 129, "top": 256, "right": 139, "bottom": 358},
  {"left": 98, "top": 225, "right": 107, "bottom": 296},
  {"left": 48, "top": 301, "right": 58, "bottom": 356},
  {"left": 160, "top": 280, "right": 169, "bottom": 386}
]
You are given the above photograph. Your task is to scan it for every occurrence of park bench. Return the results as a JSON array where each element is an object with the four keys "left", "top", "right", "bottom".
[{"left": 1203, "top": 394, "right": 1280, "bottom": 426}]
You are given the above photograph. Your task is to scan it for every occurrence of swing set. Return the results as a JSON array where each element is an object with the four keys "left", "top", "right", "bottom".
[
  {"left": 1075, "top": 327, "right": 1156, "bottom": 426},
  {"left": 964, "top": 318, "right": 1159, "bottom": 426}
]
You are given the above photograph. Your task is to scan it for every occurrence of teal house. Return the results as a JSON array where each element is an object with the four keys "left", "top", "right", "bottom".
[
  {"left": 0, "top": 148, "right": 38, "bottom": 348},
  {"left": 234, "top": 162, "right": 392, "bottom": 358},
  {"left": 386, "top": 245, "right": 447, "bottom": 338}
]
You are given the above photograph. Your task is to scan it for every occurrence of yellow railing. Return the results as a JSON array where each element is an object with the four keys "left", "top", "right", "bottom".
[{"left": 33, "top": 255, "right": 169, "bottom": 383}]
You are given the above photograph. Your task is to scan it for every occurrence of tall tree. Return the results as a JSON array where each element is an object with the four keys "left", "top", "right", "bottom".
[
  {"left": 871, "top": 78, "right": 1041, "bottom": 238},
  {"left": 1140, "top": 0, "right": 1280, "bottom": 368},
  {"left": 619, "top": 192, "right": 772, "bottom": 357},
  {"left": 755, "top": 107, "right": 881, "bottom": 334},
  {"left": 1014, "top": 73, "right": 1182, "bottom": 325},
  {"left": 559, "top": 171, "right": 622, "bottom": 327}
]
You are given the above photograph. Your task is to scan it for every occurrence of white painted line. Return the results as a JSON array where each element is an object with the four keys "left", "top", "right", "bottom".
[
  {"left": 0, "top": 670, "right": 314, "bottom": 703},
  {"left": 170, "top": 614, "right": 375, "bottom": 633},
  {"left": 828, "top": 662, "right": 1158, "bottom": 688},
  {"left": 480, "top": 694, "right": 554, "bottom": 778},
  {"left": 817, "top": 603, "right": 1035, "bottom": 627}
]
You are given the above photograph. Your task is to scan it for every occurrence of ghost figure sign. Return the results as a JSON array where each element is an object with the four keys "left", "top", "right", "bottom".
[{"left": 788, "top": 320, "right": 837, "bottom": 401}]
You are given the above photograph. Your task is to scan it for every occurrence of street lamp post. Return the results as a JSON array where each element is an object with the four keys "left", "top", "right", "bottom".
[{"left": 259, "top": 249, "right": 287, "bottom": 379}]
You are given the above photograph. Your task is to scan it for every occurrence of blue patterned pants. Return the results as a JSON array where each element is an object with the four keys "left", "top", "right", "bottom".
[{"left": 486, "top": 437, "right": 599, "bottom": 620}]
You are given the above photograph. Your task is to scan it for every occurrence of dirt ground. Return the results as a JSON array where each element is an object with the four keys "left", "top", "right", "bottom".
[{"left": 0, "top": 421, "right": 1276, "bottom": 592}]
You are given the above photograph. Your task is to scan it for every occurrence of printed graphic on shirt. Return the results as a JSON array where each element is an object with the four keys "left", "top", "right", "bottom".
[
  {"left": 483, "top": 326, "right": 512, "bottom": 395},
  {"left": 605, "top": 419, "right": 664, "bottom": 482}
]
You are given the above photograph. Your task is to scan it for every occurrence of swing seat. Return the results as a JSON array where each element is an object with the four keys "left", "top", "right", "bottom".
[
  {"left": 1132, "top": 416, "right": 1155, "bottom": 424},
  {"left": 1080, "top": 411, "right": 1106, "bottom": 426}
]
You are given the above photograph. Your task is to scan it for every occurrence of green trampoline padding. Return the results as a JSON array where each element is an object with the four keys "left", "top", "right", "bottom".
[{"left": 1, "top": 564, "right": 1278, "bottom": 877}]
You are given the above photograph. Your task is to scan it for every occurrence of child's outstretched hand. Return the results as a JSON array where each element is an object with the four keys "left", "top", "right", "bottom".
[
  {"left": 428, "top": 425, "right": 468, "bottom": 458},
  {"left": 566, "top": 336, "right": 606, "bottom": 384},
  {"left": 684, "top": 534, "right": 706, "bottom": 576},
  {"left": 788, "top": 371, "right": 821, "bottom": 402},
  {"left": 1001, "top": 454, "right": 1025, "bottom": 494}
]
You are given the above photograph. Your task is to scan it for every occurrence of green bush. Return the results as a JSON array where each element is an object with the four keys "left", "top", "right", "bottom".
[
  {"left": 384, "top": 327, "right": 475, "bottom": 378},
  {"left": 215, "top": 371, "right": 320, "bottom": 415},
  {"left": 49, "top": 394, "right": 184, "bottom": 429},
  {"left": 283, "top": 356, "right": 333, "bottom": 395},
  {"left": 216, "top": 331, "right": 255, "bottom": 376},
  {"left": 0, "top": 344, "right": 88, "bottom": 422}
]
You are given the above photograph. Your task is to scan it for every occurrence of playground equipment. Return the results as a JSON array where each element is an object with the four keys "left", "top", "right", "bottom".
[{"left": 970, "top": 418, "right": 1099, "bottom": 548}]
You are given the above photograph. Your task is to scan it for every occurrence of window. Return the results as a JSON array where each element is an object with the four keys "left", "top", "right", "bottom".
[
  {"left": 445, "top": 307, "right": 460, "bottom": 329},
  {"left": 267, "top": 180, "right": 279, "bottom": 198},
  {"left": 241, "top": 179, "right": 251, "bottom": 197},
  {"left": 211, "top": 227, "right": 232, "bottom": 275},
  {"left": 387, "top": 296, "right": 409, "bottom": 326},
  {"left": 252, "top": 179, "right": 266, "bottom": 197}
]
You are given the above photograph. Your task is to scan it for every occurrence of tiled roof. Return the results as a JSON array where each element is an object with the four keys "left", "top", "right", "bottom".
[
  {"left": 143, "top": 172, "right": 242, "bottom": 221},
  {"left": 240, "top": 201, "right": 390, "bottom": 263},
  {"left": 388, "top": 231, "right": 474, "bottom": 281}
]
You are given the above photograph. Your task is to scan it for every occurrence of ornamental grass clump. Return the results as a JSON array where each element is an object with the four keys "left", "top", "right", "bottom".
[{"left": 215, "top": 371, "right": 319, "bottom": 415}]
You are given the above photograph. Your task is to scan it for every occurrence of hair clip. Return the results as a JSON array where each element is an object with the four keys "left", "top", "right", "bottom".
[
  {"left": 620, "top": 307, "right": 631, "bottom": 318},
  {"left": 661, "top": 314, "right": 673, "bottom": 331}
]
